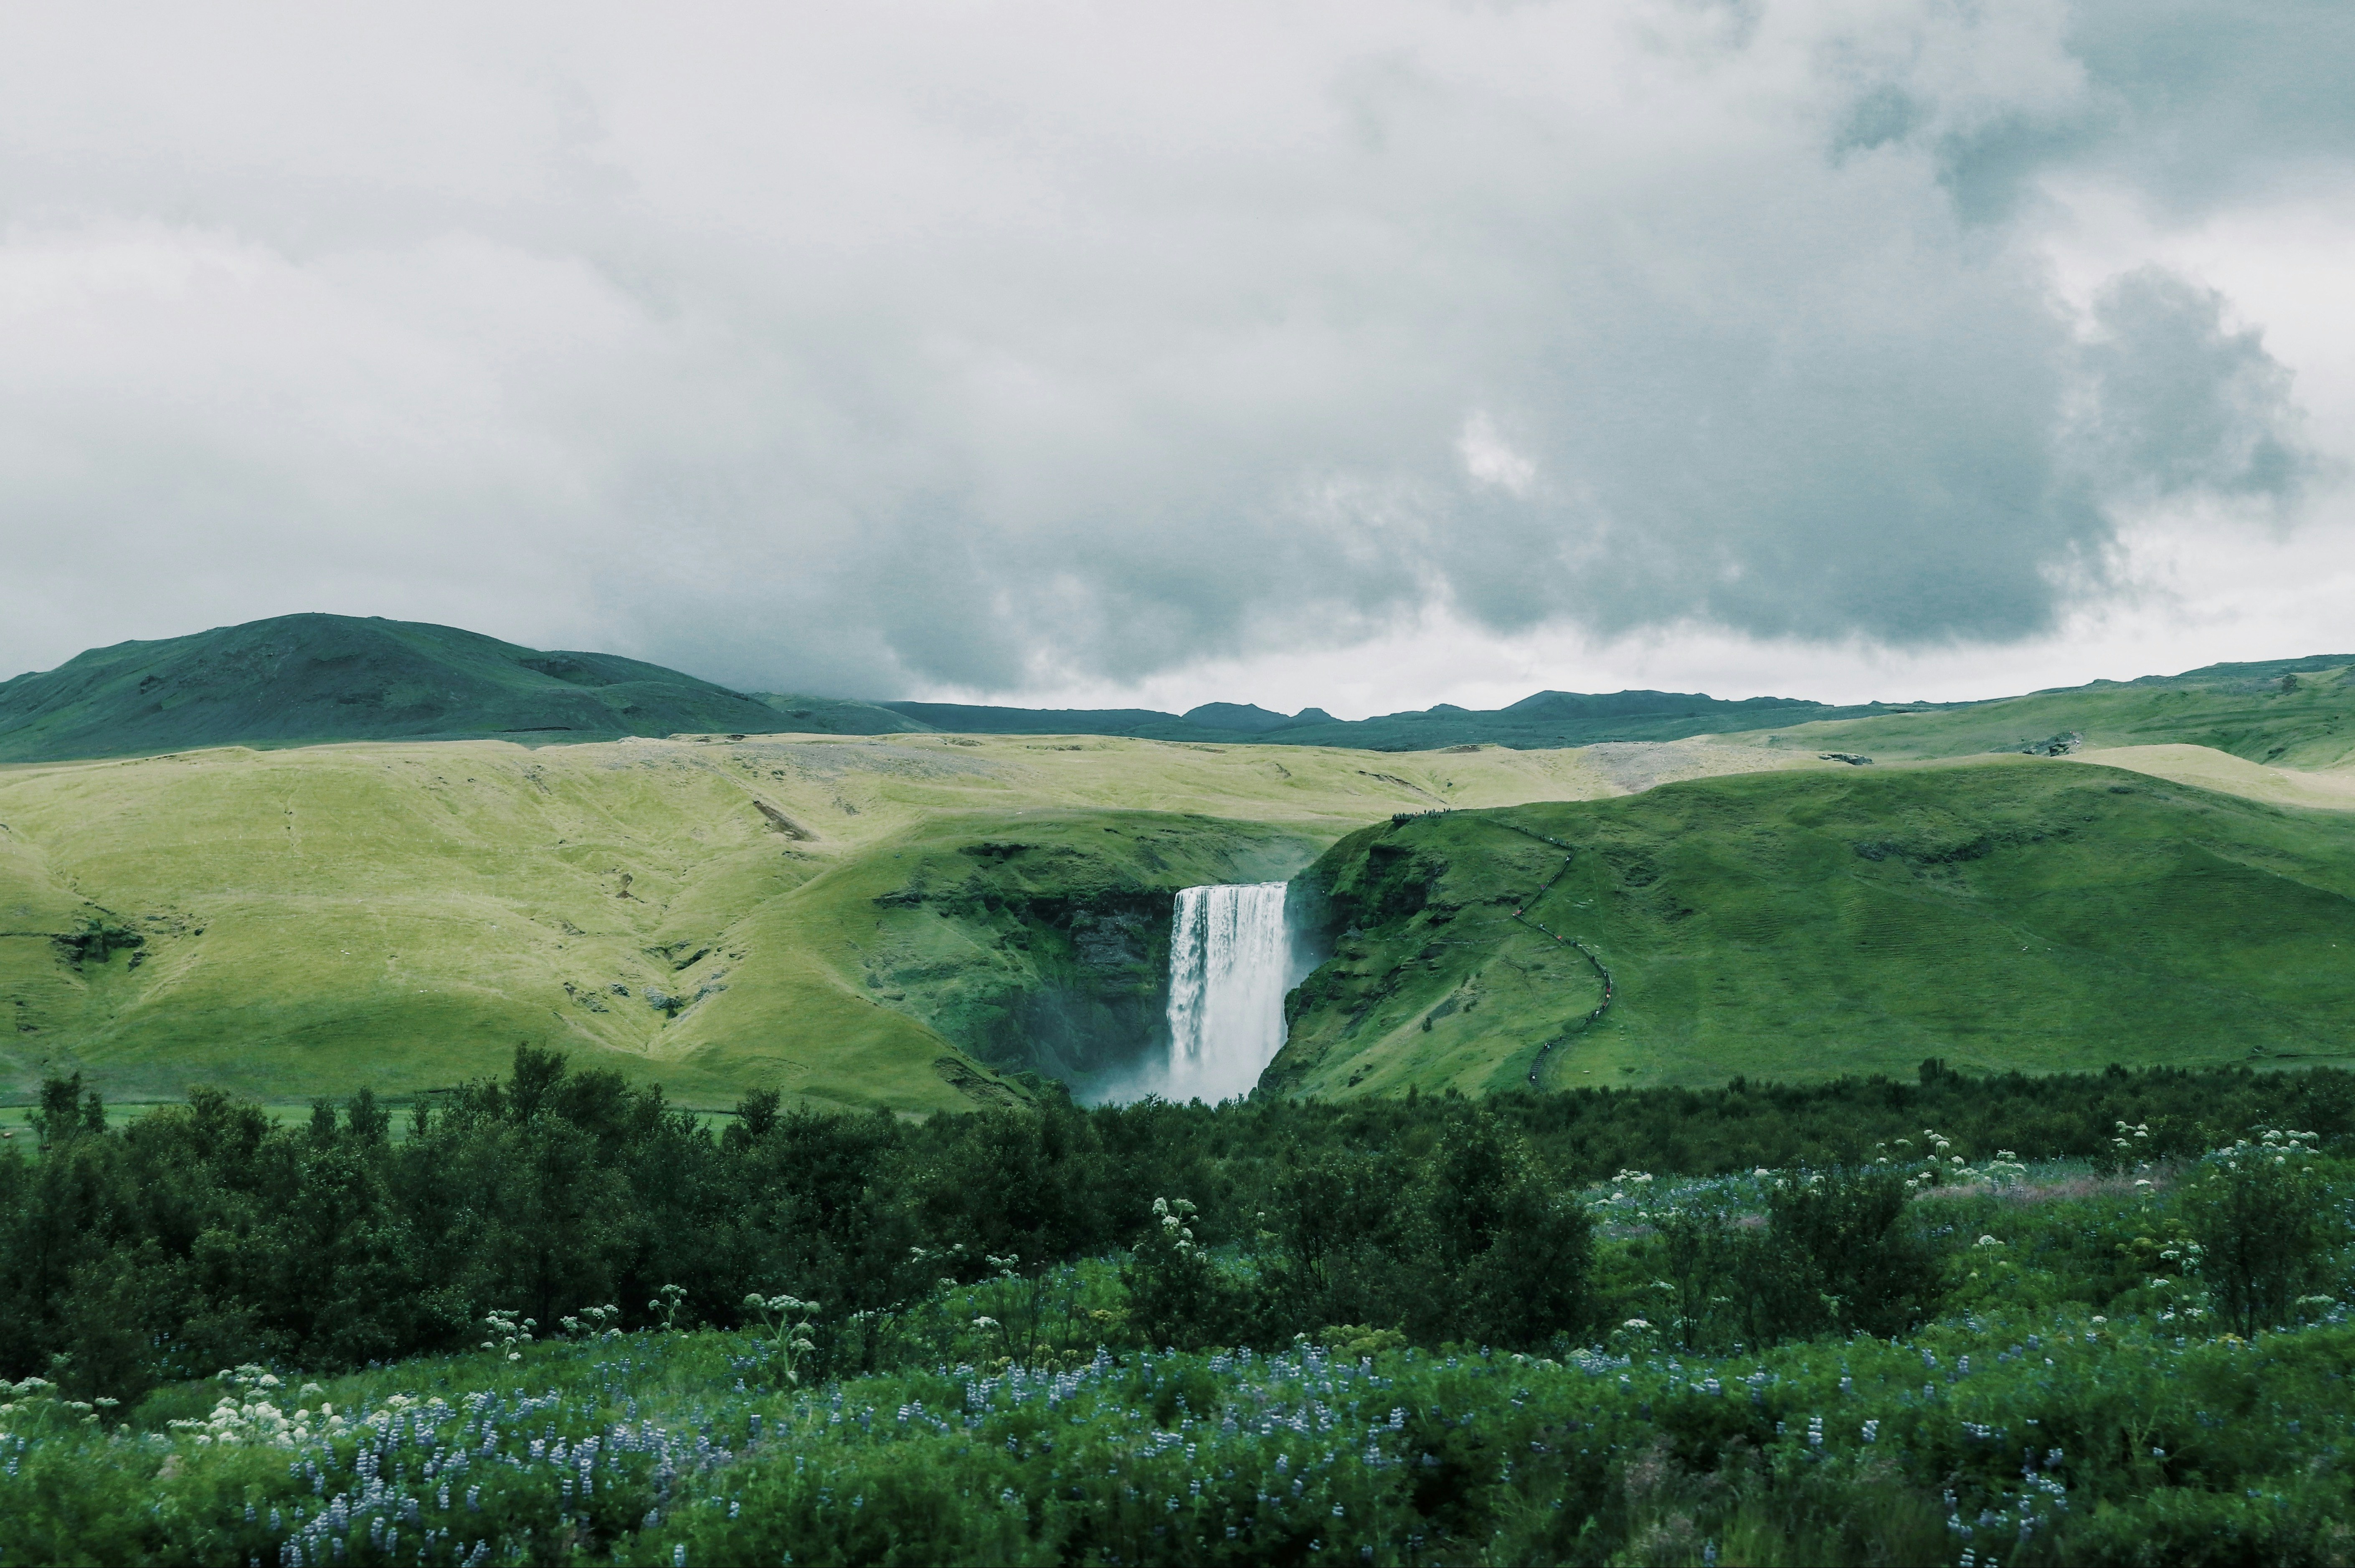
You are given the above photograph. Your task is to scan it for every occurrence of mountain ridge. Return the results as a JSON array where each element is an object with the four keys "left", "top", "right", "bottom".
[
  {"left": 5, "top": 612, "right": 2352, "bottom": 768},
  {"left": 870, "top": 688, "right": 1940, "bottom": 751}
]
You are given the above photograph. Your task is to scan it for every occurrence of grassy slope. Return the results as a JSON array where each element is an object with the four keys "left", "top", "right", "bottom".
[
  {"left": 0, "top": 732, "right": 1660, "bottom": 1109},
  {"left": 2066, "top": 745, "right": 2355, "bottom": 812},
  {"left": 749, "top": 692, "right": 935, "bottom": 734},
  {"left": 0, "top": 613, "right": 791, "bottom": 763},
  {"left": 1720, "top": 659, "right": 2355, "bottom": 770},
  {"left": 1270, "top": 757, "right": 2355, "bottom": 1099}
]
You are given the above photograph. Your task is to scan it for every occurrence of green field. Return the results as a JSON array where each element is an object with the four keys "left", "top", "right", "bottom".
[{"left": 1272, "top": 756, "right": 2355, "bottom": 1097}]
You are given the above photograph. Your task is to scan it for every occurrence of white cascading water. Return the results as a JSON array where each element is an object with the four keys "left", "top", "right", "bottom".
[{"left": 1159, "top": 882, "right": 1292, "bottom": 1102}]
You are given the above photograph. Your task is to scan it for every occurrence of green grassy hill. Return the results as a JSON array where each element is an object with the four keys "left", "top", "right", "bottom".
[
  {"left": 1724, "top": 656, "right": 2355, "bottom": 770},
  {"left": 895, "top": 654, "right": 2355, "bottom": 759},
  {"left": 1270, "top": 757, "right": 2355, "bottom": 1098},
  {"left": 750, "top": 691, "right": 934, "bottom": 734},
  {"left": 0, "top": 613, "right": 793, "bottom": 762},
  {"left": 0, "top": 731, "right": 1640, "bottom": 1110}
]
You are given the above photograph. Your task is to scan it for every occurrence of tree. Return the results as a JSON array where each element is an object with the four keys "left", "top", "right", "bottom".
[
  {"left": 1752, "top": 1166, "right": 1941, "bottom": 1342},
  {"left": 2185, "top": 1133, "right": 2332, "bottom": 1336},
  {"left": 1413, "top": 1111, "right": 1592, "bottom": 1348}
]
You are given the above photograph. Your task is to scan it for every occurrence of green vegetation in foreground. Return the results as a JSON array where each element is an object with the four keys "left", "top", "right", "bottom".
[
  {"left": 7, "top": 1053, "right": 2355, "bottom": 1565},
  {"left": 0, "top": 731, "right": 1626, "bottom": 1108},
  {"left": 1731, "top": 654, "right": 2355, "bottom": 771},
  {"left": 7, "top": 1047, "right": 2350, "bottom": 1393},
  {"left": 18, "top": 1305, "right": 2355, "bottom": 1565},
  {"left": 0, "top": 613, "right": 805, "bottom": 764},
  {"left": 1274, "top": 758, "right": 2355, "bottom": 1097}
]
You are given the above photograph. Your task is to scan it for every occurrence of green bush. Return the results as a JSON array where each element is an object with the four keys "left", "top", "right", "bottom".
[
  {"left": 2182, "top": 1131, "right": 2334, "bottom": 1337},
  {"left": 1758, "top": 1166, "right": 1944, "bottom": 1341}
]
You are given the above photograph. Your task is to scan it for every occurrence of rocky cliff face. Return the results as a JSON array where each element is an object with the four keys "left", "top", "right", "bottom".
[
  {"left": 855, "top": 821, "right": 1322, "bottom": 1090},
  {"left": 1258, "top": 818, "right": 1456, "bottom": 1096}
]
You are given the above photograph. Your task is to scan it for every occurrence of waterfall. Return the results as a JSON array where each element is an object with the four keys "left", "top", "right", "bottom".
[{"left": 1159, "top": 882, "right": 1292, "bottom": 1102}]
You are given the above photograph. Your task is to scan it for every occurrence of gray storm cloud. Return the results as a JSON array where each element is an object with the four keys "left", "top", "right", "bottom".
[{"left": 0, "top": 0, "right": 2339, "bottom": 696}]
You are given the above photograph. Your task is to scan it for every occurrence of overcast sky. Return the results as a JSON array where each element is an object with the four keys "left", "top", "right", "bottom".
[{"left": 3, "top": 0, "right": 2350, "bottom": 716}]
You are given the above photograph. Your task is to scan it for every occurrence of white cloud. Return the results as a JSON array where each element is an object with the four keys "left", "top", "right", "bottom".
[
  {"left": 1457, "top": 412, "right": 1536, "bottom": 496},
  {"left": 0, "top": 0, "right": 2346, "bottom": 705}
]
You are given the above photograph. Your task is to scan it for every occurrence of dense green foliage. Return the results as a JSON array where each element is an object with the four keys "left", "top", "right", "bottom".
[
  {"left": 1275, "top": 761, "right": 2355, "bottom": 1094},
  {"left": 0, "top": 613, "right": 791, "bottom": 762},
  {"left": 7, "top": 1048, "right": 2353, "bottom": 1405},
  {"left": 5, "top": 1066, "right": 2354, "bottom": 1564},
  {"left": 7, "top": 1305, "right": 2352, "bottom": 1567}
]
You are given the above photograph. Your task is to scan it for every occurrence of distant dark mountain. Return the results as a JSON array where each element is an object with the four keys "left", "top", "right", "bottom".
[
  {"left": 1232, "top": 691, "right": 1942, "bottom": 751},
  {"left": 874, "top": 689, "right": 1941, "bottom": 751},
  {"left": 1501, "top": 689, "right": 1828, "bottom": 722},
  {"left": 1181, "top": 702, "right": 1300, "bottom": 734},
  {"left": 16, "top": 612, "right": 2340, "bottom": 767},
  {"left": 872, "top": 654, "right": 2355, "bottom": 760},
  {"left": 0, "top": 614, "right": 791, "bottom": 763}
]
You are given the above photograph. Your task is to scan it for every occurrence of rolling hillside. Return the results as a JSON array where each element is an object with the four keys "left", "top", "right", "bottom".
[
  {"left": 0, "top": 612, "right": 1940, "bottom": 762},
  {"left": 0, "top": 614, "right": 794, "bottom": 763},
  {"left": 845, "top": 655, "right": 2355, "bottom": 760},
  {"left": 1269, "top": 757, "right": 2355, "bottom": 1098},
  {"left": 2, "top": 731, "right": 1688, "bottom": 1109}
]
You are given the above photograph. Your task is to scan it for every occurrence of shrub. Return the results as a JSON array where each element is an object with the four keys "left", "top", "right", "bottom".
[
  {"left": 2183, "top": 1131, "right": 2333, "bottom": 1336},
  {"left": 1119, "top": 1198, "right": 1249, "bottom": 1350},
  {"left": 1757, "top": 1166, "right": 1943, "bottom": 1342}
]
